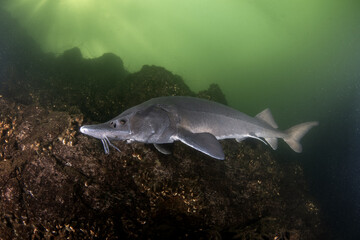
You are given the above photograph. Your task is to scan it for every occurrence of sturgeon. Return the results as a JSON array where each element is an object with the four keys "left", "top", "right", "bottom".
[{"left": 80, "top": 96, "right": 318, "bottom": 160}]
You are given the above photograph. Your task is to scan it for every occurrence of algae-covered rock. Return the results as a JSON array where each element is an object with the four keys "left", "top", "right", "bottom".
[
  {"left": 0, "top": 96, "right": 323, "bottom": 239},
  {"left": 198, "top": 83, "right": 228, "bottom": 105},
  {"left": 0, "top": 67, "right": 325, "bottom": 238},
  {"left": 121, "top": 65, "right": 195, "bottom": 107}
]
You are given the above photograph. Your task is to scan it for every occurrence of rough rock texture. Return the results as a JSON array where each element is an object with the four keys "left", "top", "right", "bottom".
[
  {"left": 0, "top": 8, "right": 325, "bottom": 240},
  {"left": 0, "top": 96, "right": 323, "bottom": 239}
]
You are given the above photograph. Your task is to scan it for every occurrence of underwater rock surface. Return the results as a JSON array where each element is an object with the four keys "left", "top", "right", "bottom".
[
  {"left": 0, "top": 96, "right": 323, "bottom": 239},
  {"left": 0, "top": 8, "right": 324, "bottom": 239}
]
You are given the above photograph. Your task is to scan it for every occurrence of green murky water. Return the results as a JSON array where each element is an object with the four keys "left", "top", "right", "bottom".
[{"left": 1, "top": 0, "right": 360, "bottom": 239}]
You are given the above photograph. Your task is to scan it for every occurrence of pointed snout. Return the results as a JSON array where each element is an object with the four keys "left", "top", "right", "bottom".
[
  {"left": 79, "top": 126, "right": 88, "bottom": 134},
  {"left": 80, "top": 125, "right": 96, "bottom": 135},
  {"left": 80, "top": 125, "right": 94, "bottom": 135},
  {"left": 80, "top": 123, "right": 131, "bottom": 140},
  {"left": 79, "top": 124, "right": 107, "bottom": 139}
]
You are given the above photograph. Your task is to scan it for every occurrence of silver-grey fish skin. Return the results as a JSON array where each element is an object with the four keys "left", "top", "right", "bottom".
[{"left": 80, "top": 96, "right": 318, "bottom": 160}]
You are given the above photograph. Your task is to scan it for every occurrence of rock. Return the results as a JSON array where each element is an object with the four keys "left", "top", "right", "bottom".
[
  {"left": 198, "top": 83, "right": 228, "bottom": 105},
  {"left": 0, "top": 96, "right": 323, "bottom": 239},
  {"left": 121, "top": 65, "right": 195, "bottom": 108}
]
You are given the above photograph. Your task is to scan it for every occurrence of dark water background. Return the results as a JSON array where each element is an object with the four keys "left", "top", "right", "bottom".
[{"left": 1, "top": 0, "right": 360, "bottom": 239}]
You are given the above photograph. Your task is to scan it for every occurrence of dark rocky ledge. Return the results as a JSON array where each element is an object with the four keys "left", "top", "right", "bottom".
[{"left": 0, "top": 96, "right": 323, "bottom": 239}]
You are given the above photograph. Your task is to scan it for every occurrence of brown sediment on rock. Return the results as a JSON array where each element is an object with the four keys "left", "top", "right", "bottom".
[{"left": 0, "top": 95, "right": 324, "bottom": 239}]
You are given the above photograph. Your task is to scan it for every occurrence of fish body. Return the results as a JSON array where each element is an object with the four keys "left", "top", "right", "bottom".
[{"left": 80, "top": 96, "right": 318, "bottom": 160}]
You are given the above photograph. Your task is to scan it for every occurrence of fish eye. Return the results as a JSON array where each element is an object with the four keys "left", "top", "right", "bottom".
[{"left": 120, "top": 119, "right": 126, "bottom": 125}]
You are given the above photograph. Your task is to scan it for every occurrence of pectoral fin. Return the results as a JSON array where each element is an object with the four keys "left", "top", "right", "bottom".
[{"left": 178, "top": 129, "right": 225, "bottom": 160}]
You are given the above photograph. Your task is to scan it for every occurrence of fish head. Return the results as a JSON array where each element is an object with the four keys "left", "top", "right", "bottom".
[
  {"left": 80, "top": 112, "right": 133, "bottom": 141},
  {"left": 127, "top": 104, "right": 172, "bottom": 143},
  {"left": 80, "top": 104, "right": 173, "bottom": 143}
]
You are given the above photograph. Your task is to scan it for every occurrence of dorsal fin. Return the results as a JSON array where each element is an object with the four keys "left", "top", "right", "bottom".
[{"left": 256, "top": 108, "right": 278, "bottom": 129}]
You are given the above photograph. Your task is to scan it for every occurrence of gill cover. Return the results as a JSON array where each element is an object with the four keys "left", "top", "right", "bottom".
[{"left": 129, "top": 105, "right": 172, "bottom": 143}]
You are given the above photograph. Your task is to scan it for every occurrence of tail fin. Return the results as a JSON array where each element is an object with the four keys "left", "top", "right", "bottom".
[{"left": 284, "top": 121, "right": 318, "bottom": 153}]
